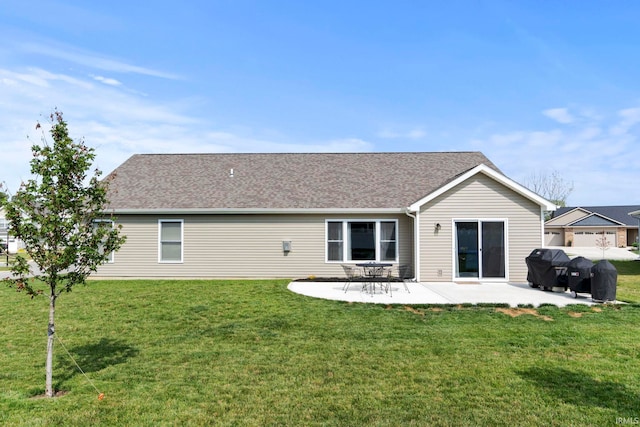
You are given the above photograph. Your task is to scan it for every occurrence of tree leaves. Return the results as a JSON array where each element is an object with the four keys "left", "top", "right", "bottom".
[{"left": 2, "top": 110, "right": 126, "bottom": 295}]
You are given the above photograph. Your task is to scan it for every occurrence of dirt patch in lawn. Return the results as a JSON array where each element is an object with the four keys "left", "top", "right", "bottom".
[
  {"left": 567, "top": 306, "right": 604, "bottom": 318},
  {"left": 400, "top": 306, "right": 446, "bottom": 316},
  {"left": 403, "top": 306, "right": 425, "bottom": 316},
  {"left": 496, "top": 307, "right": 553, "bottom": 321}
]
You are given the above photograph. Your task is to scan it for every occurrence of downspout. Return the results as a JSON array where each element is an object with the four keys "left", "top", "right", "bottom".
[
  {"left": 541, "top": 206, "right": 546, "bottom": 247},
  {"left": 405, "top": 208, "right": 419, "bottom": 282}
]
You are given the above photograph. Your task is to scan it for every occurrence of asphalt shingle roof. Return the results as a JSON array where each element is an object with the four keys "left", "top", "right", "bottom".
[
  {"left": 104, "top": 152, "right": 499, "bottom": 211},
  {"left": 553, "top": 205, "right": 640, "bottom": 226}
]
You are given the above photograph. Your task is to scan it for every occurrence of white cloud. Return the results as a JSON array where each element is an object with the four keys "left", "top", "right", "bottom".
[
  {"left": 486, "top": 131, "right": 525, "bottom": 146},
  {"left": 18, "top": 41, "right": 179, "bottom": 80},
  {"left": 543, "top": 108, "right": 574, "bottom": 124},
  {"left": 609, "top": 107, "right": 640, "bottom": 136},
  {"left": 378, "top": 127, "right": 426, "bottom": 140},
  {"left": 92, "top": 75, "right": 122, "bottom": 87},
  {"left": 471, "top": 106, "right": 640, "bottom": 205},
  {"left": 578, "top": 126, "right": 601, "bottom": 140},
  {"left": 0, "top": 65, "right": 373, "bottom": 193},
  {"left": 197, "top": 132, "right": 371, "bottom": 153}
]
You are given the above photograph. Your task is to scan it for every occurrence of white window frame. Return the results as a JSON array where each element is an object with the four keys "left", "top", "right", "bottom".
[
  {"left": 93, "top": 219, "right": 115, "bottom": 263},
  {"left": 452, "top": 218, "right": 509, "bottom": 282},
  {"left": 158, "top": 219, "right": 184, "bottom": 263},
  {"left": 325, "top": 219, "right": 398, "bottom": 263},
  {"left": 326, "top": 221, "right": 344, "bottom": 262}
]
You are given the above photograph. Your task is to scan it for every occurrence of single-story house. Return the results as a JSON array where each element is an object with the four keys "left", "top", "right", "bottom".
[
  {"left": 545, "top": 205, "right": 640, "bottom": 247},
  {"left": 96, "top": 152, "right": 555, "bottom": 282},
  {"left": 0, "top": 208, "right": 25, "bottom": 254},
  {"left": 630, "top": 209, "right": 640, "bottom": 235},
  {"left": 0, "top": 207, "right": 8, "bottom": 251}
]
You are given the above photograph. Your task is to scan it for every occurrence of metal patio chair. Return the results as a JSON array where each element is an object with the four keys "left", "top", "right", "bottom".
[
  {"left": 395, "top": 264, "right": 412, "bottom": 293},
  {"left": 341, "top": 264, "right": 364, "bottom": 293}
]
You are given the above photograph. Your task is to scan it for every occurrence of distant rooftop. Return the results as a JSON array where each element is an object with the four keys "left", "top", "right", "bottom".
[{"left": 552, "top": 205, "right": 640, "bottom": 226}]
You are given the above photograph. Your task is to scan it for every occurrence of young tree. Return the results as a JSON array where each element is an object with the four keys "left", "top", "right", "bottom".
[
  {"left": 0, "top": 111, "right": 125, "bottom": 398},
  {"left": 595, "top": 230, "right": 612, "bottom": 259}
]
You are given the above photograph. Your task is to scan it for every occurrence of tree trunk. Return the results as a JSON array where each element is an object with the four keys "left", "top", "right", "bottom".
[{"left": 45, "top": 292, "right": 56, "bottom": 397}]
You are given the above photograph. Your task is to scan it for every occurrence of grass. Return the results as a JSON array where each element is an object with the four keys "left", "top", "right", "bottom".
[
  {"left": 0, "top": 253, "right": 12, "bottom": 270},
  {"left": 0, "top": 264, "right": 639, "bottom": 426},
  {"left": 0, "top": 252, "right": 30, "bottom": 271},
  {"left": 611, "top": 260, "right": 640, "bottom": 302}
]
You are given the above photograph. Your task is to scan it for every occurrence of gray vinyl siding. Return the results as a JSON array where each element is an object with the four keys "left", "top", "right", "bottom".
[
  {"left": 418, "top": 174, "right": 542, "bottom": 283},
  {"left": 96, "top": 213, "right": 414, "bottom": 279}
]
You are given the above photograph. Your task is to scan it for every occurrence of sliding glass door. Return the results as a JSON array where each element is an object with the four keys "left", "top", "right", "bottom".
[{"left": 455, "top": 220, "right": 505, "bottom": 279}]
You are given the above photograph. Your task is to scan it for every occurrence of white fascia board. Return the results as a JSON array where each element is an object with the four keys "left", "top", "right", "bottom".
[
  {"left": 106, "top": 207, "right": 406, "bottom": 215},
  {"left": 408, "top": 164, "right": 557, "bottom": 212}
]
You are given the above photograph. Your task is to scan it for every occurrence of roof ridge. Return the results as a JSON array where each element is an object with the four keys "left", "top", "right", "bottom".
[{"left": 131, "top": 151, "right": 487, "bottom": 156}]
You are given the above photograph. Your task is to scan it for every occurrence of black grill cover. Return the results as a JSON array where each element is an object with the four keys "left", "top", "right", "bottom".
[
  {"left": 591, "top": 260, "right": 617, "bottom": 302},
  {"left": 567, "top": 256, "right": 594, "bottom": 293},
  {"left": 525, "top": 249, "right": 571, "bottom": 288}
]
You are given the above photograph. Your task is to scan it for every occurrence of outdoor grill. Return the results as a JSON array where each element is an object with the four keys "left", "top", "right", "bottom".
[
  {"left": 525, "top": 248, "right": 570, "bottom": 291},
  {"left": 567, "top": 256, "right": 594, "bottom": 297},
  {"left": 591, "top": 260, "right": 618, "bottom": 302}
]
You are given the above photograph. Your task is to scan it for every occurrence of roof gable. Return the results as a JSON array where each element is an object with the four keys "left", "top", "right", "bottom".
[
  {"left": 569, "top": 213, "right": 624, "bottom": 227},
  {"left": 408, "top": 164, "right": 556, "bottom": 211},
  {"left": 545, "top": 207, "right": 591, "bottom": 226},
  {"left": 105, "top": 152, "right": 502, "bottom": 212}
]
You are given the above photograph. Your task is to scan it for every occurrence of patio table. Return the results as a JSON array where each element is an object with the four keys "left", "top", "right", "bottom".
[{"left": 356, "top": 262, "right": 392, "bottom": 295}]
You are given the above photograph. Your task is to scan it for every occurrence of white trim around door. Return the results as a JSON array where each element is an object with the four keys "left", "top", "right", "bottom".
[{"left": 453, "top": 218, "right": 509, "bottom": 281}]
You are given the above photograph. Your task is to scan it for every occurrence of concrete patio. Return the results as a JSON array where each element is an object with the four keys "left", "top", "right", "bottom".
[
  {"left": 288, "top": 280, "right": 609, "bottom": 307},
  {"left": 289, "top": 246, "right": 635, "bottom": 307}
]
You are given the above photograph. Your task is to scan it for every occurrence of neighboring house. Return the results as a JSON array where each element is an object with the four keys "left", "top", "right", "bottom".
[
  {"left": 0, "top": 207, "right": 20, "bottom": 253},
  {"left": 630, "top": 209, "right": 640, "bottom": 238},
  {"left": 0, "top": 207, "right": 7, "bottom": 251},
  {"left": 545, "top": 205, "right": 640, "bottom": 247},
  {"left": 96, "top": 152, "right": 555, "bottom": 283}
]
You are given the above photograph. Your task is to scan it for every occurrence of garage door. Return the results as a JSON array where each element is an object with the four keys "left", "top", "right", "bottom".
[
  {"left": 573, "top": 230, "right": 617, "bottom": 247},
  {"left": 545, "top": 231, "right": 564, "bottom": 246}
]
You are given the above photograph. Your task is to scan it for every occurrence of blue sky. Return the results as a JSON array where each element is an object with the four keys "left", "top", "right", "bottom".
[{"left": 1, "top": 1, "right": 639, "bottom": 206}]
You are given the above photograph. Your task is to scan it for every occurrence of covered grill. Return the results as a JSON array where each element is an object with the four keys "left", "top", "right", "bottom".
[
  {"left": 567, "top": 256, "right": 594, "bottom": 296},
  {"left": 525, "top": 248, "right": 570, "bottom": 291},
  {"left": 591, "top": 260, "right": 617, "bottom": 302}
]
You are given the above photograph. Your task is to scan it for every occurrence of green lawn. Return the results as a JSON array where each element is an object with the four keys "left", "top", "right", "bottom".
[
  {"left": 0, "top": 252, "right": 30, "bottom": 271},
  {"left": 1, "top": 263, "right": 640, "bottom": 426},
  {"left": 611, "top": 260, "right": 640, "bottom": 302}
]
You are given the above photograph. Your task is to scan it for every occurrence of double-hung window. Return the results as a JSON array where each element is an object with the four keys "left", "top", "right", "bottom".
[
  {"left": 159, "top": 219, "right": 183, "bottom": 263},
  {"left": 326, "top": 220, "right": 397, "bottom": 262}
]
